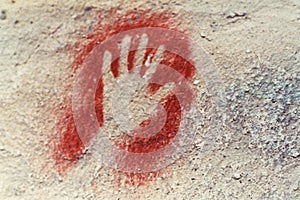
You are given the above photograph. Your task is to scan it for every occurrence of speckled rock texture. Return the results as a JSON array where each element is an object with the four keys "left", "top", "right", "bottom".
[{"left": 0, "top": 0, "right": 299, "bottom": 199}]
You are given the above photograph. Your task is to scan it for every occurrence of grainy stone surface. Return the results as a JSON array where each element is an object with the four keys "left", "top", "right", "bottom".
[{"left": 0, "top": 0, "right": 299, "bottom": 199}]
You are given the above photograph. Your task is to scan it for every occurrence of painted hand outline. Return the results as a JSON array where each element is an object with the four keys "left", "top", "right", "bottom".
[{"left": 101, "top": 33, "right": 174, "bottom": 138}]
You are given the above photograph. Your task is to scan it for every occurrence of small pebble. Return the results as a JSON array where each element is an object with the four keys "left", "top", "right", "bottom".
[
  {"left": 226, "top": 12, "right": 236, "bottom": 19},
  {"left": 193, "top": 80, "right": 200, "bottom": 85},
  {"left": 233, "top": 173, "right": 242, "bottom": 180},
  {"left": 291, "top": 151, "right": 300, "bottom": 158},
  {"left": 0, "top": 10, "right": 7, "bottom": 20},
  {"left": 226, "top": 11, "right": 247, "bottom": 19}
]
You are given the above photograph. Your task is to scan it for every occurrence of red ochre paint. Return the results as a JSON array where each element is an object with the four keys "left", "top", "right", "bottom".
[{"left": 53, "top": 8, "right": 196, "bottom": 186}]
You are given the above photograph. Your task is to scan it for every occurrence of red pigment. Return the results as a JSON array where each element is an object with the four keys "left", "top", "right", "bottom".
[{"left": 53, "top": 8, "right": 196, "bottom": 185}]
